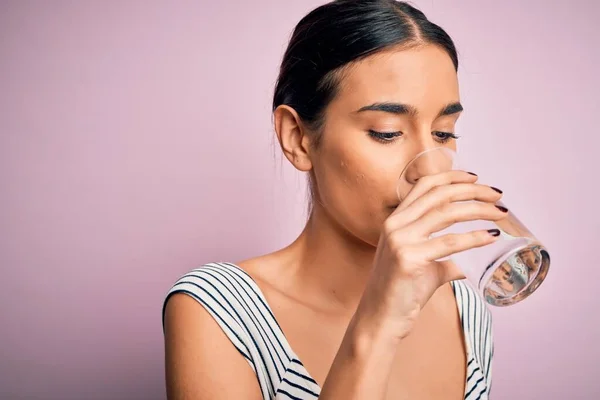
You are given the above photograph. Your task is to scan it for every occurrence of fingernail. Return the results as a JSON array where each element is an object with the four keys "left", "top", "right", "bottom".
[
  {"left": 496, "top": 205, "right": 509, "bottom": 213},
  {"left": 468, "top": 172, "right": 478, "bottom": 176},
  {"left": 488, "top": 229, "right": 501, "bottom": 237},
  {"left": 490, "top": 186, "right": 503, "bottom": 194}
]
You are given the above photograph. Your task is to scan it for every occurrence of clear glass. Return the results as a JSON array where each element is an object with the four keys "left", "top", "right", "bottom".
[{"left": 397, "top": 147, "right": 550, "bottom": 306}]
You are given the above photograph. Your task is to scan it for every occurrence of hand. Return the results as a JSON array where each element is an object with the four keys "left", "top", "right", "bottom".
[{"left": 355, "top": 170, "right": 506, "bottom": 339}]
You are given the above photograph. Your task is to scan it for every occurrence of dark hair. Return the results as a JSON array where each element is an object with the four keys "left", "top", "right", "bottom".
[
  {"left": 272, "top": 0, "right": 458, "bottom": 211},
  {"left": 273, "top": 0, "right": 458, "bottom": 140}
]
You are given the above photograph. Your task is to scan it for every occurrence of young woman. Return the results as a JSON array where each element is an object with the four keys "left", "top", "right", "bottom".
[{"left": 163, "top": 1, "right": 504, "bottom": 399}]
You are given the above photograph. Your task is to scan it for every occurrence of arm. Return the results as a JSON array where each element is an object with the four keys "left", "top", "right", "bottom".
[
  {"left": 164, "top": 291, "right": 399, "bottom": 400},
  {"left": 318, "top": 311, "right": 402, "bottom": 400},
  {"left": 163, "top": 293, "right": 263, "bottom": 400}
]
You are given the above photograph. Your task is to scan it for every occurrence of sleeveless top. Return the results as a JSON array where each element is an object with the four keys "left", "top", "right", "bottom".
[{"left": 162, "top": 262, "right": 494, "bottom": 399}]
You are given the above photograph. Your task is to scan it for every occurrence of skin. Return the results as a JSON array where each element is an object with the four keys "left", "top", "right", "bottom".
[{"left": 164, "top": 43, "right": 507, "bottom": 399}]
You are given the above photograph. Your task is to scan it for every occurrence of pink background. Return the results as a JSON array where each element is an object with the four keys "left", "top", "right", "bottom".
[{"left": 1, "top": 1, "right": 598, "bottom": 399}]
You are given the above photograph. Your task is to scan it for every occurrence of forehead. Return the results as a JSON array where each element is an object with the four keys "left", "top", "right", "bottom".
[{"left": 332, "top": 44, "right": 459, "bottom": 113}]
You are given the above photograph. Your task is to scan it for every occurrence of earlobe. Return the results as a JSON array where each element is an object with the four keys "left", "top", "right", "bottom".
[{"left": 273, "top": 105, "right": 313, "bottom": 172}]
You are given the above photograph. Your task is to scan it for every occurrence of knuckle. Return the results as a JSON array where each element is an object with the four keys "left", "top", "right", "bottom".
[
  {"left": 418, "top": 174, "right": 436, "bottom": 187},
  {"left": 434, "top": 201, "right": 453, "bottom": 216},
  {"left": 382, "top": 217, "right": 404, "bottom": 236},
  {"left": 394, "top": 246, "right": 408, "bottom": 261},
  {"left": 382, "top": 219, "right": 395, "bottom": 235},
  {"left": 394, "top": 248, "right": 418, "bottom": 272},
  {"left": 404, "top": 228, "right": 422, "bottom": 244},
  {"left": 429, "top": 185, "right": 447, "bottom": 201},
  {"left": 430, "top": 185, "right": 444, "bottom": 196},
  {"left": 386, "top": 230, "right": 403, "bottom": 251},
  {"left": 464, "top": 202, "right": 479, "bottom": 217},
  {"left": 448, "top": 183, "right": 474, "bottom": 202},
  {"left": 441, "top": 234, "right": 460, "bottom": 248},
  {"left": 387, "top": 234, "right": 410, "bottom": 259},
  {"left": 468, "top": 202, "right": 487, "bottom": 218},
  {"left": 473, "top": 230, "right": 489, "bottom": 241},
  {"left": 467, "top": 187, "right": 479, "bottom": 200},
  {"left": 417, "top": 175, "right": 442, "bottom": 193}
]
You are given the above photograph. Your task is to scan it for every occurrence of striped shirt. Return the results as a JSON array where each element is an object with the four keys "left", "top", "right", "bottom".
[{"left": 162, "top": 262, "right": 493, "bottom": 399}]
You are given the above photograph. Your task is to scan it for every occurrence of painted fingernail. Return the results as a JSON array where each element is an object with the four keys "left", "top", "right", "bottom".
[
  {"left": 496, "top": 205, "right": 509, "bottom": 213},
  {"left": 488, "top": 229, "right": 501, "bottom": 237},
  {"left": 468, "top": 172, "right": 478, "bottom": 176},
  {"left": 490, "top": 186, "right": 503, "bottom": 194}
]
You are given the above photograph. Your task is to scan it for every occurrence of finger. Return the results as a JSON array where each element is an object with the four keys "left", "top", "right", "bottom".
[
  {"left": 387, "top": 183, "right": 502, "bottom": 229},
  {"left": 418, "top": 229, "right": 501, "bottom": 262},
  {"left": 408, "top": 201, "right": 508, "bottom": 238},
  {"left": 395, "top": 170, "right": 478, "bottom": 213}
]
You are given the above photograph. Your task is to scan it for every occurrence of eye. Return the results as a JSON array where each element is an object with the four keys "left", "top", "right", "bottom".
[
  {"left": 368, "top": 130, "right": 403, "bottom": 144},
  {"left": 433, "top": 131, "right": 460, "bottom": 143}
]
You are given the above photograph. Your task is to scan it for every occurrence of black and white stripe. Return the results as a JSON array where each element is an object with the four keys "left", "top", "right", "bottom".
[
  {"left": 163, "top": 263, "right": 493, "bottom": 399},
  {"left": 451, "top": 280, "right": 494, "bottom": 399}
]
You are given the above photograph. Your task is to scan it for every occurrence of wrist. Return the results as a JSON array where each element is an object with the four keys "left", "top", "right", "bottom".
[
  {"left": 319, "top": 307, "right": 406, "bottom": 399},
  {"left": 352, "top": 292, "right": 419, "bottom": 342},
  {"left": 345, "top": 310, "right": 403, "bottom": 359}
]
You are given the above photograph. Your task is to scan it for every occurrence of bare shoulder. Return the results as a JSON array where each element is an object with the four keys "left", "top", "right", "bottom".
[
  {"left": 233, "top": 251, "right": 291, "bottom": 292},
  {"left": 163, "top": 290, "right": 262, "bottom": 400}
]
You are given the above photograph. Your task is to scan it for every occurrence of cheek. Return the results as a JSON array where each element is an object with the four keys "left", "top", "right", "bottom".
[
  {"left": 316, "top": 145, "right": 394, "bottom": 224},
  {"left": 313, "top": 137, "right": 399, "bottom": 246}
]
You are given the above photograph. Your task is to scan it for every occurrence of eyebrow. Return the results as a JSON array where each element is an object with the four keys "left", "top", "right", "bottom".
[{"left": 355, "top": 101, "right": 464, "bottom": 118}]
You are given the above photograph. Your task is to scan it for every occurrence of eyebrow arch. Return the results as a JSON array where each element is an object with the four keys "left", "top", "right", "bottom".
[{"left": 355, "top": 101, "right": 464, "bottom": 118}]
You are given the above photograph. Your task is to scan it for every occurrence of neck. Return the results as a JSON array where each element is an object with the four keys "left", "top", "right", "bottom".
[{"left": 281, "top": 202, "right": 378, "bottom": 314}]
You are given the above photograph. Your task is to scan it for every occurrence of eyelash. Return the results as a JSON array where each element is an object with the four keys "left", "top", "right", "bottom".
[{"left": 368, "top": 130, "right": 460, "bottom": 144}]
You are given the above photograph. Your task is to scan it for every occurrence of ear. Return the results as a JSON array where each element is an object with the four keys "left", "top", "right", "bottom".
[{"left": 273, "top": 105, "right": 313, "bottom": 172}]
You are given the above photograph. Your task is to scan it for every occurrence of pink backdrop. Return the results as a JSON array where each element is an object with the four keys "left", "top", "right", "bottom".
[{"left": 1, "top": 1, "right": 598, "bottom": 399}]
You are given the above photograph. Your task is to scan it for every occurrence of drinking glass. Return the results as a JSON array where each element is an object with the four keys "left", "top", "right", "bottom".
[{"left": 396, "top": 147, "right": 550, "bottom": 306}]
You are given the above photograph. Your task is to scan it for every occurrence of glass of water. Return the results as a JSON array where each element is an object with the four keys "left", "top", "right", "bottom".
[{"left": 396, "top": 147, "right": 550, "bottom": 306}]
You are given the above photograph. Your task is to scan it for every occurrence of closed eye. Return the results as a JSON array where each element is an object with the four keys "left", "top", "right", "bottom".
[
  {"left": 433, "top": 131, "right": 460, "bottom": 143},
  {"left": 368, "top": 130, "right": 403, "bottom": 144}
]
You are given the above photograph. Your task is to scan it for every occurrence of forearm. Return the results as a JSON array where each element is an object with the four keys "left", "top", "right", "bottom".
[{"left": 319, "top": 312, "right": 401, "bottom": 400}]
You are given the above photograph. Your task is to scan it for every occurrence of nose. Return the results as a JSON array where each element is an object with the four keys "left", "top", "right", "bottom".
[{"left": 402, "top": 147, "right": 455, "bottom": 184}]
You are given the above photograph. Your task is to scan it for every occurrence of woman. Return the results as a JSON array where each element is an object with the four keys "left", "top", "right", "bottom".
[{"left": 163, "top": 1, "right": 506, "bottom": 399}]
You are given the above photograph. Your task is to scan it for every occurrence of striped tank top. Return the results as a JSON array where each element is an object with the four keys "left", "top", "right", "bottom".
[{"left": 162, "top": 262, "right": 494, "bottom": 399}]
